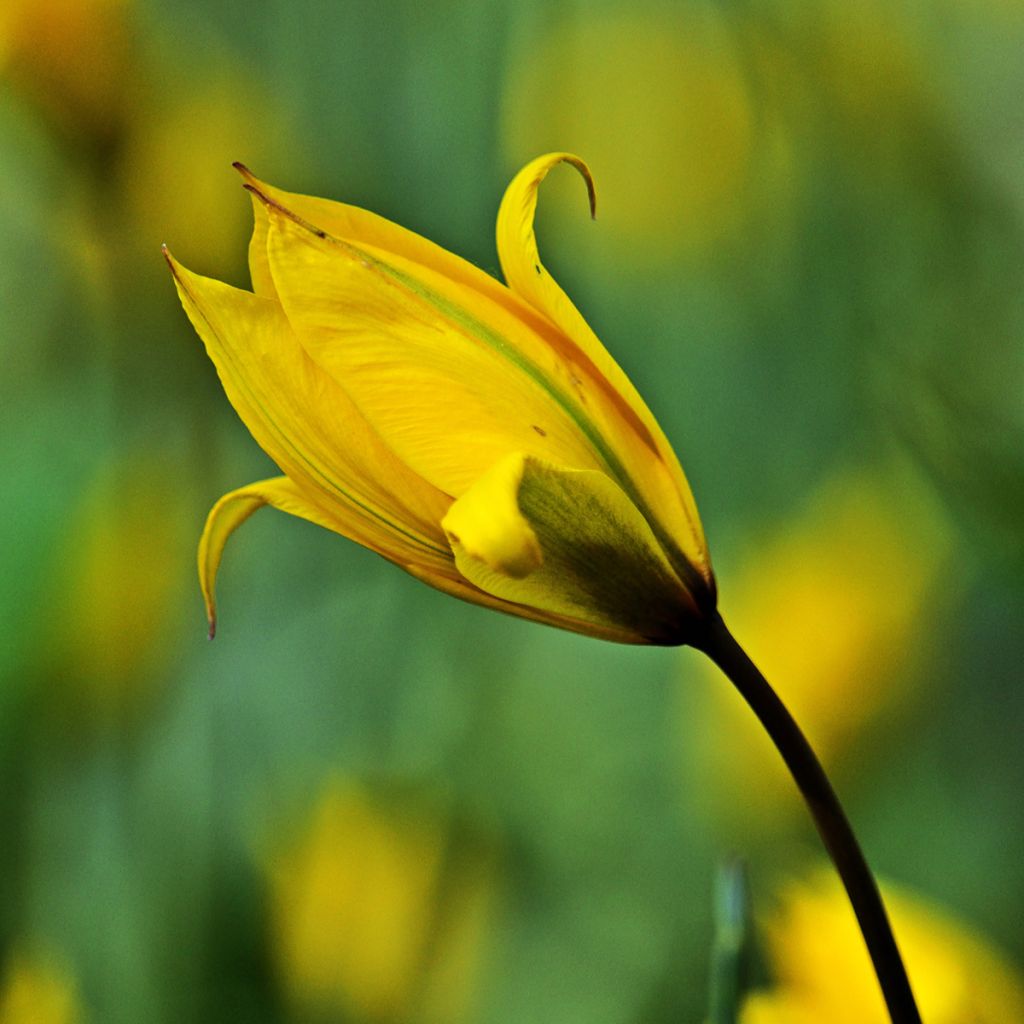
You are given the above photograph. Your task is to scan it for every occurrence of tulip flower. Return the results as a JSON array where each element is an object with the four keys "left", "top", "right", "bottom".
[
  {"left": 168, "top": 154, "right": 923, "bottom": 1023},
  {"left": 165, "top": 153, "right": 715, "bottom": 645}
]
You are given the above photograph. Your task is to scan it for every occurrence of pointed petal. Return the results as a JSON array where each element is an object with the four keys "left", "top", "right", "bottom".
[
  {"left": 261, "top": 205, "right": 607, "bottom": 495},
  {"left": 199, "top": 476, "right": 342, "bottom": 637},
  {"left": 495, "top": 153, "right": 713, "bottom": 585},
  {"left": 165, "top": 249, "right": 452, "bottom": 568},
  {"left": 241, "top": 181, "right": 277, "bottom": 299},
  {"left": 442, "top": 453, "right": 698, "bottom": 645}
]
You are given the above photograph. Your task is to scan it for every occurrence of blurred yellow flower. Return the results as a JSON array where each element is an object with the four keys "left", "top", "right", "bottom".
[
  {"left": 37, "top": 453, "right": 193, "bottom": 722},
  {"left": 501, "top": 10, "right": 795, "bottom": 262},
  {"left": 0, "top": 950, "right": 80, "bottom": 1024},
  {"left": 742, "top": 869, "right": 1024, "bottom": 1024},
  {"left": 167, "top": 153, "right": 714, "bottom": 644},
  {"left": 266, "top": 782, "right": 494, "bottom": 1023},
  {"left": 0, "top": 0, "right": 135, "bottom": 140},
  {"left": 759, "top": 0, "right": 938, "bottom": 175},
  {"left": 120, "top": 71, "right": 288, "bottom": 274},
  {"left": 804, "top": 0, "right": 933, "bottom": 134},
  {"left": 687, "top": 465, "right": 954, "bottom": 822}
]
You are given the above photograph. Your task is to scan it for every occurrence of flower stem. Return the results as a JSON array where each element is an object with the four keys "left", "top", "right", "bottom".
[{"left": 692, "top": 611, "right": 922, "bottom": 1024}]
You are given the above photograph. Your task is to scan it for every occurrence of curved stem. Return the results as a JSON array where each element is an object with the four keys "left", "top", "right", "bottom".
[{"left": 693, "top": 611, "right": 921, "bottom": 1024}]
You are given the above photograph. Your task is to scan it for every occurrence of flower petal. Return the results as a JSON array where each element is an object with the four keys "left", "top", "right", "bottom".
[
  {"left": 403, "top": 560, "right": 650, "bottom": 644},
  {"left": 261, "top": 206, "right": 607, "bottom": 495},
  {"left": 165, "top": 248, "right": 452, "bottom": 566},
  {"left": 442, "top": 453, "right": 699, "bottom": 645},
  {"left": 243, "top": 183, "right": 277, "bottom": 299},
  {"left": 440, "top": 453, "right": 542, "bottom": 578},
  {"left": 199, "top": 476, "right": 340, "bottom": 638},
  {"left": 496, "top": 153, "right": 598, "bottom": 348},
  {"left": 496, "top": 153, "right": 713, "bottom": 587}
]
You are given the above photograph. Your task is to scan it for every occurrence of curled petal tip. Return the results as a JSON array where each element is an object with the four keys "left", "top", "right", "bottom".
[
  {"left": 562, "top": 154, "right": 597, "bottom": 219},
  {"left": 207, "top": 618, "right": 216, "bottom": 641},
  {"left": 585, "top": 178, "right": 597, "bottom": 220}
]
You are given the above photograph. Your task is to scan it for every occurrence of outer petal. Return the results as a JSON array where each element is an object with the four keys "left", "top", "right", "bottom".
[
  {"left": 245, "top": 173, "right": 666, "bottom": 509},
  {"left": 261, "top": 205, "right": 607, "bottom": 495},
  {"left": 165, "top": 249, "right": 452, "bottom": 568},
  {"left": 440, "top": 453, "right": 542, "bottom": 578},
  {"left": 199, "top": 476, "right": 342, "bottom": 638},
  {"left": 441, "top": 453, "right": 699, "bottom": 645},
  {"left": 244, "top": 185, "right": 277, "bottom": 299},
  {"left": 496, "top": 153, "right": 599, "bottom": 353},
  {"left": 402, "top": 560, "right": 651, "bottom": 645},
  {"left": 202, "top": 474, "right": 646, "bottom": 645},
  {"left": 496, "top": 153, "right": 713, "bottom": 588}
]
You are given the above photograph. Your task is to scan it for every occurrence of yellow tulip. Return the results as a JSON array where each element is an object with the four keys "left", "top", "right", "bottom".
[
  {"left": 167, "top": 153, "right": 714, "bottom": 644},
  {"left": 742, "top": 869, "right": 1024, "bottom": 1024},
  {"left": 0, "top": 950, "right": 79, "bottom": 1024},
  {"left": 266, "top": 781, "right": 494, "bottom": 1022}
]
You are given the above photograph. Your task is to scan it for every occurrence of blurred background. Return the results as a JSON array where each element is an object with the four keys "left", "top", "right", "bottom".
[{"left": 2, "top": 0, "right": 1023, "bottom": 1021}]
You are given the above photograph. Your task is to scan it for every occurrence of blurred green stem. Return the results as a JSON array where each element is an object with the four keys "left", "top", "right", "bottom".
[
  {"left": 693, "top": 611, "right": 922, "bottom": 1024},
  {"left": 708, "top": 858, "right": 749, "bottom": 1024}
]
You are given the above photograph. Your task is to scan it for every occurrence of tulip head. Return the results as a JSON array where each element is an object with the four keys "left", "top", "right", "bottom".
[{"left": 167, "top": 153, "right": 715, "bottom": 644}]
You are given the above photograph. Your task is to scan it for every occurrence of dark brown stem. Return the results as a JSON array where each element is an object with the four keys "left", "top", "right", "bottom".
[{"left": 693, "top": 611, "right": 921, "bottom": 1024}]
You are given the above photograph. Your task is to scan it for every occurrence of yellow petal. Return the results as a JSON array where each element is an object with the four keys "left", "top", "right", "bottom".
[
  {"left": 198, "top": 476, "right": 341, "bottom": 638},
  {"left": 239, "top": 173, "right": 277, "bottom": 299},
  {"left": 442, "top": 453, "right": 698, "bottom": 645},
  {"left": 441, "top": 453, "right": 542, "bottom": 578},
  {"left": 261, "top": 205, "right": 606, "bottom": 495},
  {"left": 402, "top": 561, "right": 650, "bottom": 644},
  {"left": 496, "top": 153, "right": 712, "bottom": 586},
  {"left": 165, "top": 248, "right": 452, "bottom": 566}
]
